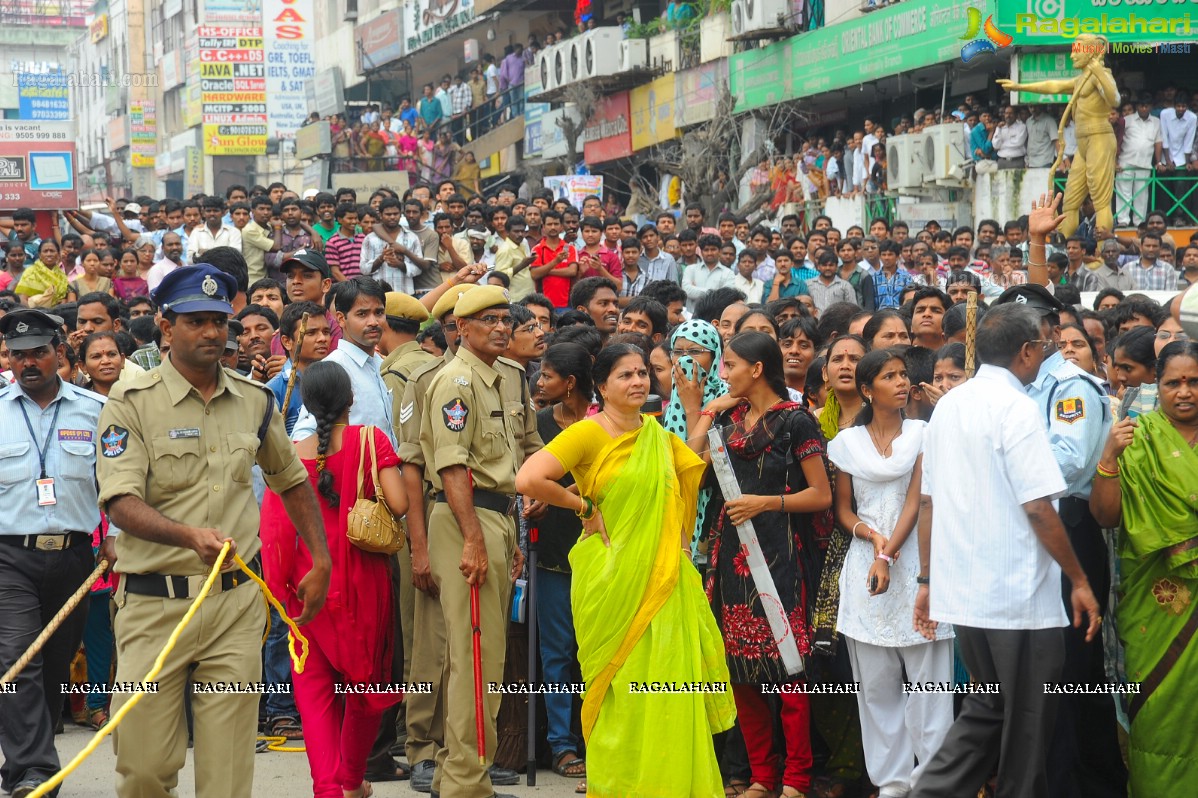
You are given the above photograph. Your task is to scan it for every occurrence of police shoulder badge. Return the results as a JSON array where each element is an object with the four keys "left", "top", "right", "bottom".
[
  {"left": 101, "top": 424, "right": 130, "bottom": 457},
  {"left": 1055, "top": 397, "right": 1085, "bottom": 424},
  {"left": 201, "top": 274, "right": 219, "bottom": 297},
  {"left": 442, "top": 398, "right": 468, "bottom": 431}
]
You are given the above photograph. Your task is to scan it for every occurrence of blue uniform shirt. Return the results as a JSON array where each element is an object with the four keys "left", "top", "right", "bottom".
[
  {"left": 1026, "top": 351, "right": 1110, "bottom": 500},
  {"left": 0, "top": 379, "right": 105, "bottom": 536}
]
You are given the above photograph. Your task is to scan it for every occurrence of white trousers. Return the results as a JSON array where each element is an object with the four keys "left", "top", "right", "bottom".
[
  {"left": 845, "top": 636, "right": 955, "bottom": 798},
  {"left": 1115, "top": 165, "right": 1152, "bottom": 225}
]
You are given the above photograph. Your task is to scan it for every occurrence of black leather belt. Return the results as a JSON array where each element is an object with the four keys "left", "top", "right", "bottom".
[
  {"left": 435, "top": 489, "right": 517, "bottom": 516},
  {"left": 0, "top": 532, "right": 91, "bottom": 551},
  {"left": 124, "top": 554, "right": 262, "bottom": 599}
]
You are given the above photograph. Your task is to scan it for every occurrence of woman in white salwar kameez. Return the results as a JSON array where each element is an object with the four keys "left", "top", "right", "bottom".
[{"left": 827, "top": 348, "right": 955, "bottom": 798}]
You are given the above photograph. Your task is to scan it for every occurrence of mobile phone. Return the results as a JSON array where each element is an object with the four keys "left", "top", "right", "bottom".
[{"left": 870, "top": 575, "right": 879, "bottom": 592}]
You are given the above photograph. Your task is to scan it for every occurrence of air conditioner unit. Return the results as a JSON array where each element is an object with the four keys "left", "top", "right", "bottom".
[
  {"left": 579, "top": 28, "right": 625, "bottom": 79},
  {"left": 553, "top": 42, "right": 570, "bottom": 88},
  {"left": 923, "top": 124, "right": 970, "bottom": 181},
  {"left": 733, "top": 0, "right": 789, "bottom": 35},
  {"left": 537, "top": 44, "right": 557, "bottom": 92},
  {"left": 886, "top": 134, "right": 920, "bottom": 190},
  {"left": 567, "top": 38, "right": 584, "bottom": 85},
  {"left": 619, "top": 38, "right": 647, "bottom": 71}
]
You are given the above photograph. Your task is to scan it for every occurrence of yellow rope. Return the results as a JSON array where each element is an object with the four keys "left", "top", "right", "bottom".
[
  {"left": 257, "top": 735, "right": 306, "bottom": 753},
  {"left": 28, "top": 543, "right": 310, "bottom": 798}
]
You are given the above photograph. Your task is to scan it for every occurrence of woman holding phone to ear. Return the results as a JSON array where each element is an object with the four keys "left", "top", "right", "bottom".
[
  {"left": 663, "top": 319, "right": 728, "bottom": 561},
  {"left": 827, "top": 348, "right": 953, "bottom": 798}
]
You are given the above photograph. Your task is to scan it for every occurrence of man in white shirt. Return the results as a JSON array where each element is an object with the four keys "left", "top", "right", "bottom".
[
  {"left": 680, "top": 234, "right": 735, "bottom": 311},
  {"left": 1117, "top": 97, "right": 1164, "bottom": 226},
  {"left": 862, "top": 118, "right": 880, "bottom": 174},
  {"left": 1024, "top": 106, "right": 1059, "bottom": 168},
  {"left": 912, "top": 303, "right": 1100, "bottom": 798},
  {"left": 291, "top": 278, "right": 396, "bottom": 446},
  {"left": 1160, "top": 96, "right": 1197, "bottom": 223},
  {"left": 360, "top": 198, "right": 424, "bottom": 295},
  {"left": 188, "top": 197, "right": 242, "bottom": 262},
  {"left": 146, "top": 231, "right": 186, "bottom": 291},
  {"left": 991, "top": 105, "right": 1029, "bottom": 168}
]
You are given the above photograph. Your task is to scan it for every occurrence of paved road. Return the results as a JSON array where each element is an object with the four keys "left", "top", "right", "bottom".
[{"left": 53, "top": 723, "right": 585, "bottom": 797}]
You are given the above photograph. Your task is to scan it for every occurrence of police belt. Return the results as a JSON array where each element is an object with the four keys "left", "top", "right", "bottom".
[
  {"left": 434, "top": 489, "right": 517, "bottom": 516},
  {"left": 0, "top": 532, "right": 91, "bottom": 551},
  {"left": 123, "top": 554, "right": 262, "bottom": 599}
]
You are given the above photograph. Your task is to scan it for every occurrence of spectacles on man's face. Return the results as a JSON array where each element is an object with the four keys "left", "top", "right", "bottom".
[
  {"left": 1028, "top": 338, "right": 1054, "bottom": 353},
  {"left": 470, "top": 314, "right": 514, "bottom": 328},
  {"left": 515, "top": 322, "right": 543, "bottom": 335},
  {"left": 671, "top": 347, "right": 708, "bottom": 358}
]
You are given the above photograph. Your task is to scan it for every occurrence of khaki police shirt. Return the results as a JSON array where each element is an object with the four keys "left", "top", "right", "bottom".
[
  {"left": 96, "top": 355, "right": 309, "bottom": 576},
  {"left": 381, "top": 340, "right": 435, "bottom": 448},
  {"left": 419, "top": 348, "right": 541, "bottom": 494},
  {"left": 398, "top": 353, "right": 451, "bottom": 473},
  {"left": 495, "top": 356, "right": 541, "bottom": 467}
]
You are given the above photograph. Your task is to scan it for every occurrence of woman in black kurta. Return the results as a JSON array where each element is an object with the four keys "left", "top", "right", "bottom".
[{"left": 700, "top": 332, "right": 835, "bottom": 798}]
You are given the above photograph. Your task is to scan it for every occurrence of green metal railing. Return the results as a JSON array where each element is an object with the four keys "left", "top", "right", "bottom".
[
  {"left": 1053, "top": 171, "right": 1198, "bottom": 227},
  {"left": 798, "top": 194, "right": 899, "bottom": 233}
]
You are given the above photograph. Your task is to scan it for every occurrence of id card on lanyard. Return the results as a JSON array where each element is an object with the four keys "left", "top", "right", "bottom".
[{"left": 20, "top": 397, "right": 62, "bottom": 506}]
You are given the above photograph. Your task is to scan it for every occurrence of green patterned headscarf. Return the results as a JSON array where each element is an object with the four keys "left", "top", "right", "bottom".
[
  {"left": 662, "top": 319, "right": 726, "bottom": 561},
  {"left": 662, "top": 319, "right": 726, "bottom": 438}
]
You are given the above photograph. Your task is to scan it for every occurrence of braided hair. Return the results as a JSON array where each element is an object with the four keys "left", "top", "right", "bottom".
[{"left": 299, "top": 361, "right": 352, "bottom": 507}]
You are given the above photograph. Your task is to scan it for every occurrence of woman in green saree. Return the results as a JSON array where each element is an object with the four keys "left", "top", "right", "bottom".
[
  {"left": 14, "top": 239, "right": 69, "bottom": 307},
  {"left": 517, "top": 344, "right": 736, "bottom": 798},
  {"left": 1090, "top": 340, "right": 1198, "bottom": 797}
]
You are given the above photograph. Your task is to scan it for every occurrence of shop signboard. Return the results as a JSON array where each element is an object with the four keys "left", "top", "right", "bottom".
[
  {"left": 406, "top": 0, "right": 476, "bottom": 55},
  {"left": 996, "top": 0, "right": 1196, "bottom": 45},
  {"left": 582, "top": 91, "right": 631, "bottom": 164},
  {"left": 263, "top": 0, "right": 316, "bottom": 140},
  {"left": 631, "top": 73, "right": 676, "bottom": 151},
  {"left": 199, "top": 25, "right": 268, "bottom": 155},
  {"left": 0, "top": 121, "right": 78, "bottom": 210}
]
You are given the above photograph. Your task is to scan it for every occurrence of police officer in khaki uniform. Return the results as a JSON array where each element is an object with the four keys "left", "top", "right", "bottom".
[
  {"left": 364, "top": 291, "right": 433, "bottom": 782},
  {"left": 419, "top": 286, "right": 540, "bottom": 798},
  {"left": 402, "top": 284, "right": 505, "bottom": 793},
  {"left": 95, "top": 265, "right": 331, "bottom": 798}
]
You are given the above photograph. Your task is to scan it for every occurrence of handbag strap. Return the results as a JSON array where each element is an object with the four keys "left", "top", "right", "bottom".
[
  {"left": 365, "top": 426, "right": 385, "bottom": 502},
  {"left": 355, "top": 426, "right": 371, "bottom": 501}
]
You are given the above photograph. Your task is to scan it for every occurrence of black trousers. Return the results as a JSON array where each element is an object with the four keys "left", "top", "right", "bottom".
[
  {"left": 911, "top": 625, "right": 1064, "bottom": 798},
  {"left": 1046, "top": 497, "right": 1128, "bottom": 798},
  {"left": 0, "top": 539, "right": 92, "bottom": 792}
]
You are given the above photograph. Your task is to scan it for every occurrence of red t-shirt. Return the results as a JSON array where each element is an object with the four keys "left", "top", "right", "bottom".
[
  {"left": 532, "top": 238, "right": 577, "bottom": 309},
  {"left": 579, "top": 246, "right": 622, "bottom": 281}
]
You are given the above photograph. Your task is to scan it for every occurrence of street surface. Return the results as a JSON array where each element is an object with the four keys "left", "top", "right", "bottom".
[{"left": 54, "top": 724, "right": 583, "bottom": 797}]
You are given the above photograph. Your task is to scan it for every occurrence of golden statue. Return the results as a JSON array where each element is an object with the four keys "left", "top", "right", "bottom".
[{"left": 997, "top": 34, "right": 1119, "bottom": 238}]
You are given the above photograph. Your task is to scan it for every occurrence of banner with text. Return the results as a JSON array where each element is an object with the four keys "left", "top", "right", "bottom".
[
  {"left": 406, "top": 0, "right": 476, "bottom": 54},
  {"left": 199, "top": 25, "right": 268, "bottom": 155},
  {"left": 997, "top": 0, "right": 1196, "bottom": 45},
  {"left": 263, "top": 0, "right": 315, "bottom": 140},
  {"left": 130, "top": 100, "right": 157, "bottom": 167},
  {"left": 0, "top": 121, "right": 78, "bottom": 210}
]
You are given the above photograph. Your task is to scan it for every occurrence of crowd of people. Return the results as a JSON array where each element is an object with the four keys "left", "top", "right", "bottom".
[{"left": 1, "top": 169, "right": 1197, "bottom": 798}]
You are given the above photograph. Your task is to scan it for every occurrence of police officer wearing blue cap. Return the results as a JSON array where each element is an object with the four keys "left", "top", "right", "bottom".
[
  {"left": 995, "top": 284, "right": 1125, "bottom": 798},
  {"left": 94, "top": 265, "right": 332, "bottom": 798},
  {"left": 0, "top": 308, "right": 106, "bottom": 798}
]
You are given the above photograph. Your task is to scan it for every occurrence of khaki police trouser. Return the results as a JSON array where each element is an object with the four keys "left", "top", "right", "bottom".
[
  {"left": 406, "top": 498, "right": 448, "bottom": 767},
  {"left": 428, "top": 502, "right": 515, "bottom": 798},
  {"left": 111, "top": 578, "right": 265, "bottom": 798}
]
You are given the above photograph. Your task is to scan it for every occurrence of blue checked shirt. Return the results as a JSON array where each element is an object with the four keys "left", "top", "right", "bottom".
[
  {"left": 0, "top": 379, "right": 105, "bottom": 536},
  {"left": 1129, "top": 259, "right": 1179, "bottom": 291},
  {"left": 870, "top": 266, "right": 913, "bottom": 309}
]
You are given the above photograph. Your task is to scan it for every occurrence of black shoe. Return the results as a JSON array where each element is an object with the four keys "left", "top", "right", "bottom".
[
  {"left": 488, "top": 765, "right": 519, "bottom": 786},
  {"left": 410, "top": 759, "right": 435, "bottom": 793},
  {"left": 14, "top": 780, "right": 54, "bottom": 798},
  {"left": 364, "top": 761, "right": 410, "bottom": 782}
]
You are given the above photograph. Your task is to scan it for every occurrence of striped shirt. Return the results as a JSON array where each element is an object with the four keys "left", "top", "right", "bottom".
[{"left": 325, "top": 232, "right": 365, "bottom": 279}]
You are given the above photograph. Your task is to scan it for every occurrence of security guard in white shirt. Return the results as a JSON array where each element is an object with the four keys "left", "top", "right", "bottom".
[{"left": 995, "top": 284, "right": 1125, "bottom": 798}]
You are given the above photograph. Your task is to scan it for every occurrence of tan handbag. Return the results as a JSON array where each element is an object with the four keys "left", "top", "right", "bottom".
[{"left": 345, "top": 426, "right": 405, "bottom": 555}]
